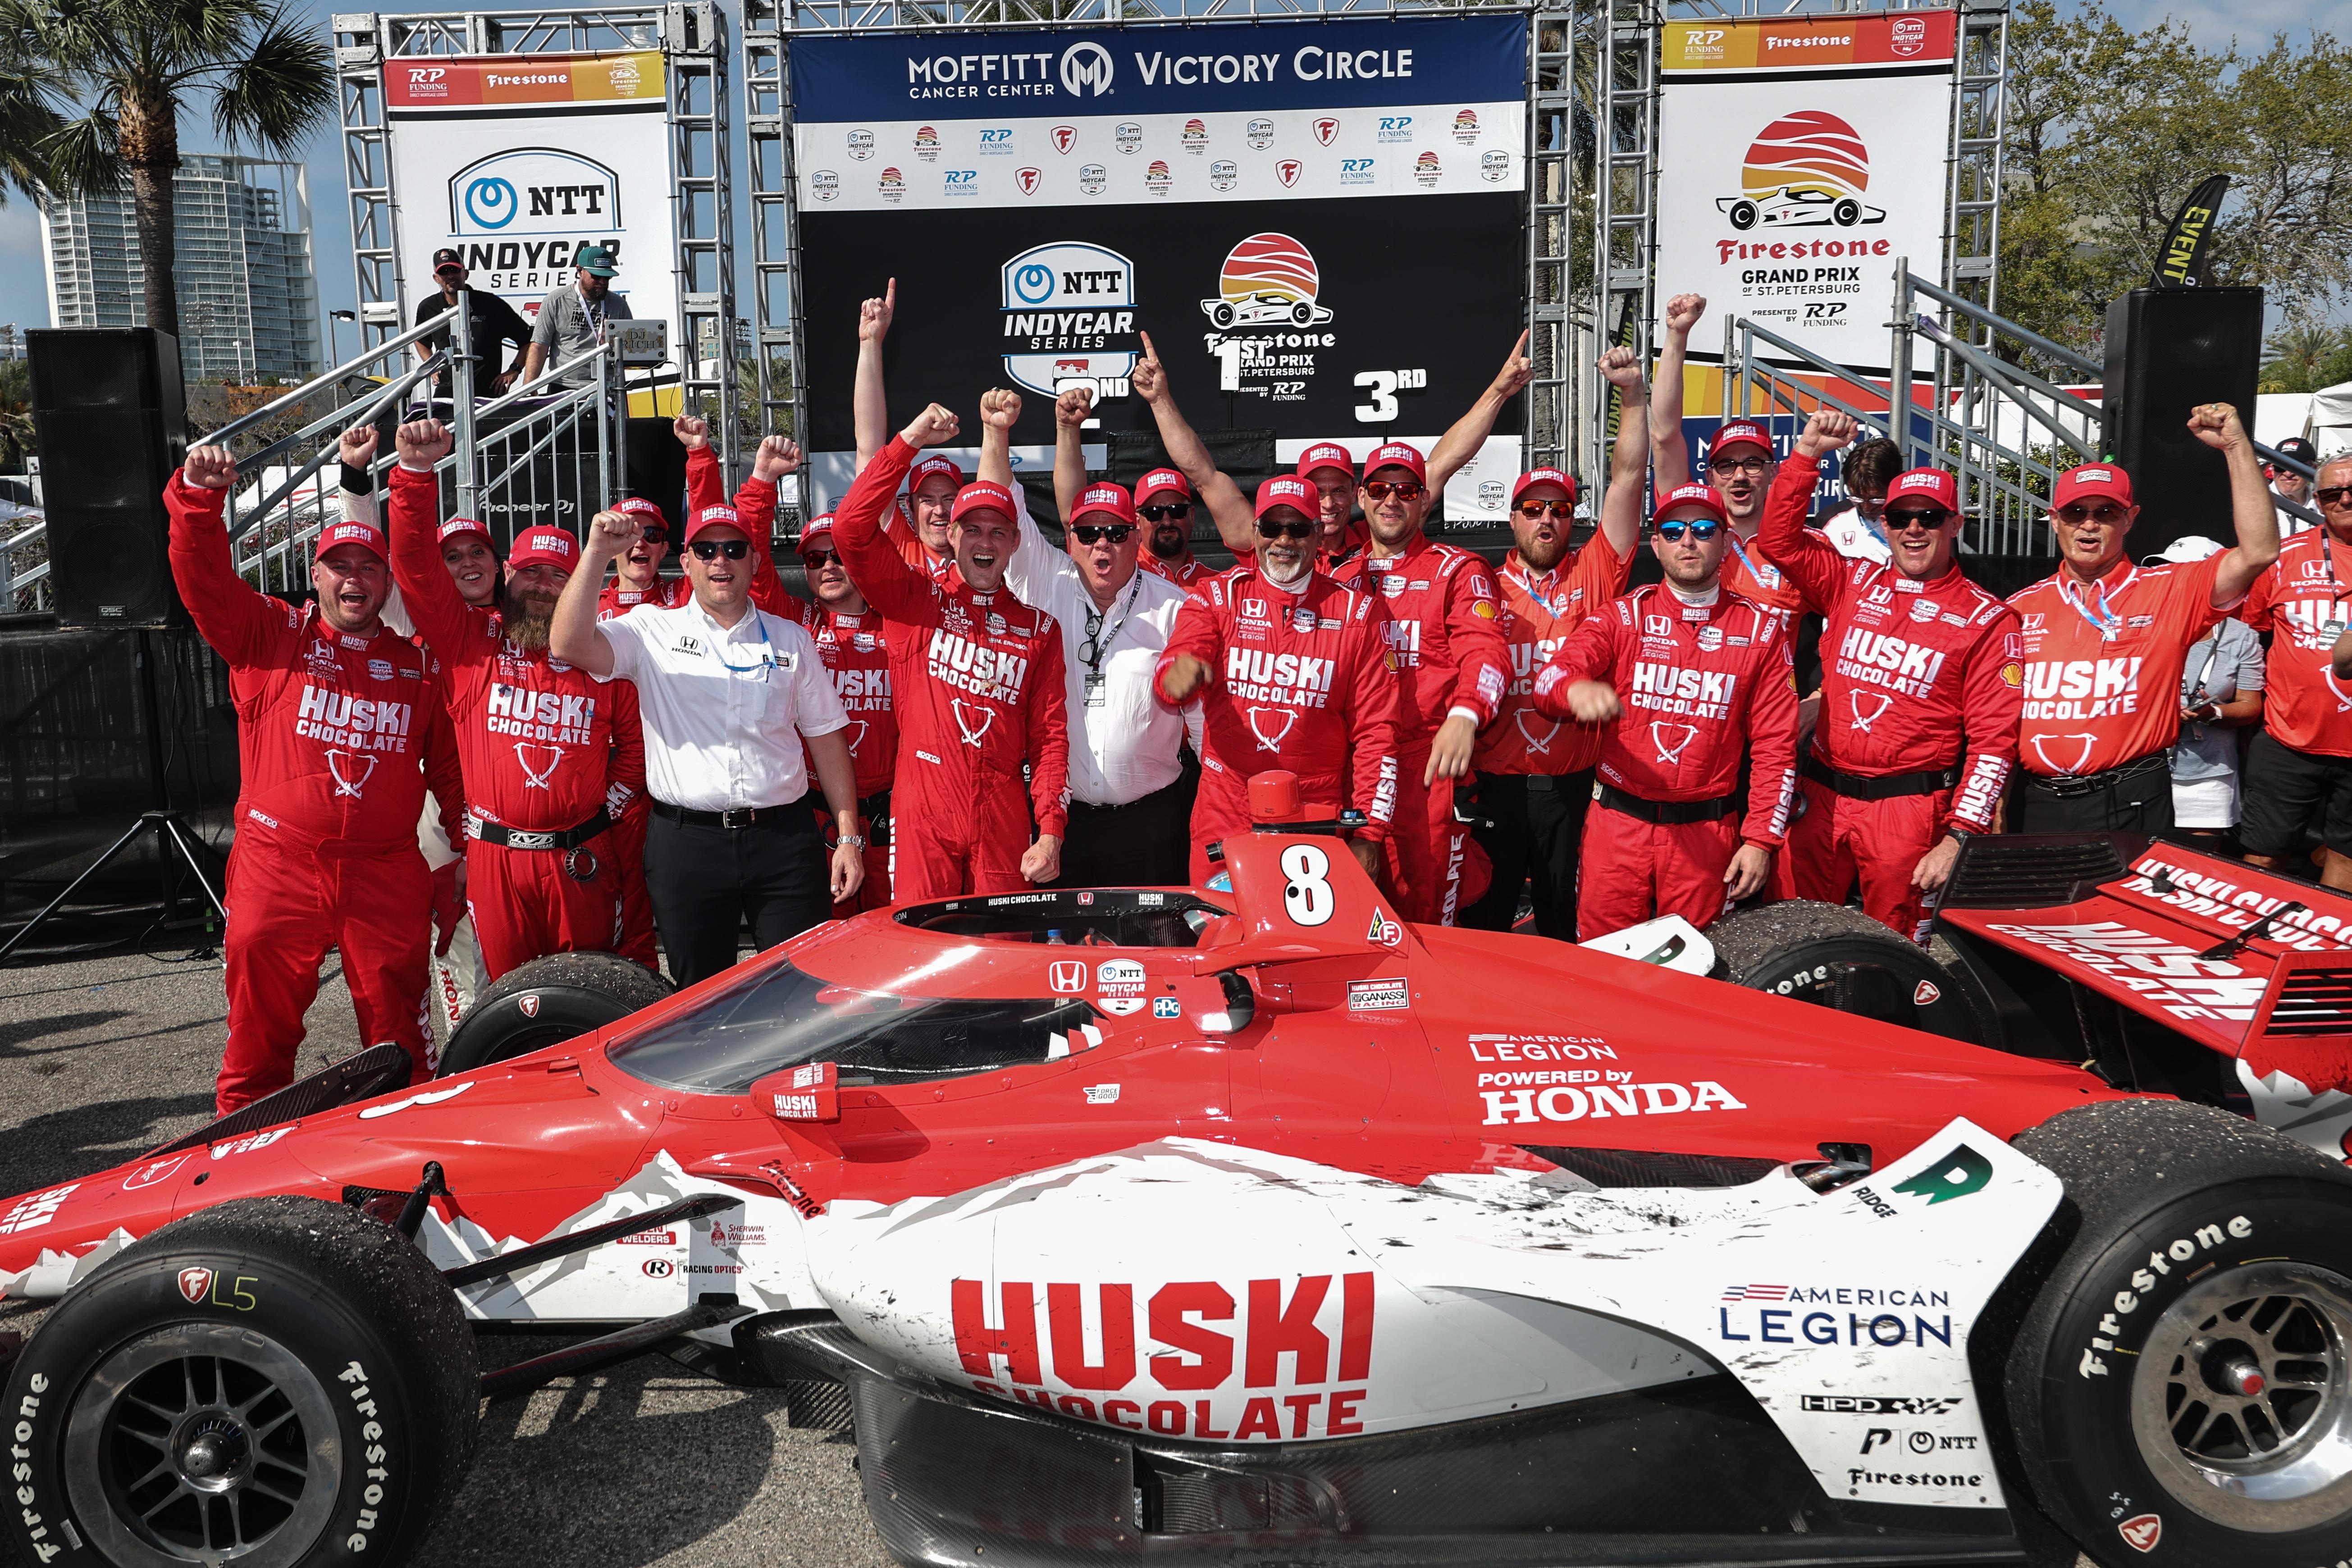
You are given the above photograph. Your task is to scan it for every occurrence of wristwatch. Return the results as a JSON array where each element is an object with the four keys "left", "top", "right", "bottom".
[{"left": 836, "top": 833, "right": 868, "bottom": 850}]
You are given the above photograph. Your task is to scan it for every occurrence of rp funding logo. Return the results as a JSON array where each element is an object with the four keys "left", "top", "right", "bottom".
[
  {"left": 450, "top": 147, "right": 622, "bottom": 235},
  {"left": 1717, "top": 111, "right": 1885, "bottom": 232}
]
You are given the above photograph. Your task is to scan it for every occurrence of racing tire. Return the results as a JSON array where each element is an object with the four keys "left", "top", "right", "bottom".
[
  {"left": 1981, "top": 1100, "right": 2352, "bottom": 1568},
  {"left": 1833, "top": 197, "right": 1862, "bottom": 226},
  {"left": 1290, "top": 303, "right": 1315, "bottom": 326},
  {"left": 0, "top": 1195, "right": 478, "bottom": 1568},
  {"left": 1707, "top": 898, "right": 1997, "bottom": 1045},
  {"left": 1210, "top": 302, "right": 1236, "bottom": 329},
  {"left": 437, "top": 949, "right": 672, "bottom": 1076},
  {"left": 1728, "top": 199, "right": 1759, "bottom": 231}
]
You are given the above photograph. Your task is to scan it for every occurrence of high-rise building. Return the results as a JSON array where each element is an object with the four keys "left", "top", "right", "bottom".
[{"left": 39, "top": 155, "right": 323, "bottom": 383}]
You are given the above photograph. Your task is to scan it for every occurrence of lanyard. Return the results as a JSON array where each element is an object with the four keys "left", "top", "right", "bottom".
[
  {"left": 1725, "top": 530, "right": 1779, "bottom": 590},
  {"left": 1081, "top": 574, "right": 1143, "bottom": 676},
  {"left": 712, "top": 613, "right": 777, "bottom": 677},
  {"left": 2060, "top": 570, "right": 2128, "bottom": 642}
]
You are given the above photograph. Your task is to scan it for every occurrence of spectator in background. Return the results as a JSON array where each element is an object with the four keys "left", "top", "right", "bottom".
[
  {"left": 2270, "top": 436, "right": 2319, "bottom": 536},
  {"left": 523, "top": 244, "right": 631, "bottom": 391},
  {"left": 2149, "top": 537, "right": 2264, "bottom": 839},
  {"left": 413, "top": 248, "right": 530, "bottom": 398},
  {"left": 2239, "top": 454, "right": 2352, "bottom": 885},
  {"left": 1814, "top": 435, "right": 1902, "bottom": 565}
]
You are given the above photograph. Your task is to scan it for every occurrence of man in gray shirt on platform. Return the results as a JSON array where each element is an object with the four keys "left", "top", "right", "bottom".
[{"left": 523, "top": 243, "right": 632, "bottom": 390}]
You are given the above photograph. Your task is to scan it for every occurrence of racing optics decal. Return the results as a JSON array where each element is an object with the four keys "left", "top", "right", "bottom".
[
  {"left": 2077, "top": 1213, "right": 2254, "bottom": 1379},
  {"left": 1986, "top": 920, "right": 2270, "bottom": 1024}
]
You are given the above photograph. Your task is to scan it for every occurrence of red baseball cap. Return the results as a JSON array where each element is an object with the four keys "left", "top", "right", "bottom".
[
  {"left": 315, "top": 519, "right": 388, "bottom": 562},
  {"left": 1071, "top": 481, "right": 1137, "bottom": 527},
  {"left": 1511, "top": 468, "right": 1580, "bottom": 506},
  {"left": 952, "top": 480, "right": 1017, "bottom": 522},
  {"left": 1710, "top": 421, "right": 1773, "bottom": 462},
  {"left": 613, "top": 497, "right": 665, "bottom": 521},
  {"left": 507, "top": 527, "right": 580, "bottom": 572},
  {"left": 1884, "top": 468, "right": 1960, "bottom": 515},
  {"left": 798, "top": 514, "right": 836, "bottom": 552},
  {"left": 1256, "top": 475, "right": 1317, "bottom": 518},
  {"left": 435, "top": 516, "right": 493, "bottom": 549},
  {"left": 1135, "top": 468, "right": 1190, "bottom": 505},
  {"left": 684, "top": 503, "right": 748, "bottom": 544},
  {"left": 910, "top": 455, "right": 964, "bottom": 492},
  {"left": 1363, "top": 442, "right": 1427, "bottom": 485},
  {"left": 1652, "top": 483, "right": 1730, "bottom": 527},
  {"left": 2053, "top": 463, "right": 2135, "bottom": 511},
  {"left": 1297, "top": 443, "right": 1355, "bottom": 482}
]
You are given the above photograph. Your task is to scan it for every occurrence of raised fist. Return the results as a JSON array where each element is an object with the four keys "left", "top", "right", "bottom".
[
  {"left": 338, "top": 423, "right": 379, "bottom": 469},
  {"left": 753, "top": 435, "right": 803, "bottom": 482},
  {"left": 902, "top": 403, "right": 960, "bottom": 449},
  {"left": 2187, "top": 402, "right": 2246, "bottom": 453},
  {"left": 394, "top": 419, "right": 454, "bottom": 468},
  {"left": 183, "top": 446, "right": 238, "bottom": 490},
  {"left": 1055, "top": 384, "right": 1094, "bottom": 427},
  {"left": 1597, "top": 345, "right": 1644, "bottom": 390},
  {"left": 585, "top": 507, "right": 638, "bottom": 561},
  {"left": 1160, "top": 652, "right": 1211, "bottom": 703},
  {"left": 980, "top": 388, "right": 1022, "bottom": 431},
  {"left": 673, "top": 413, "right": 710, "bottom": 452},
  {"left": 859, "top": 279, "right": 896, "bottom": 344},
  {"left": 1797, "top": 407, "right": 1858, "bottom": 459},
  {"left": 1664, "top": 294, "right": 1708, "bottom": 334}
]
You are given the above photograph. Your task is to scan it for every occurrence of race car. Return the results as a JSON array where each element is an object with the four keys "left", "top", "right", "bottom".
[
  {"left": 4, "top": 777, "right": 2350, "bottom": 1568},
  {"left": 1200, "top": 292, "right": 1334, "bottom": 329},
  {"left": 1718, "top": 186, "right": 1887, "bottom": 231}
]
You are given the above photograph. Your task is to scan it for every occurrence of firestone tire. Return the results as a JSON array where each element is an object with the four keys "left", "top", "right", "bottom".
[
  {"left": 1706, "top": 899, "right": 1998, "bottom": 1046},
  {"left": 1984, "top": 1100, "right": 2352, "bottom": 1568},
  {"left": 0, "top": 1195, "right": 477, "bottom": 1568},
  {"left": 437, "top": 949, "right": 673, "bottom": 1076}
]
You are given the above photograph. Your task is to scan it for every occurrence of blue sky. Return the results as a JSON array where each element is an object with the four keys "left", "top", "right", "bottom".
[{"left": 0, "top": 0, "right": 2341, "bottom": 355}]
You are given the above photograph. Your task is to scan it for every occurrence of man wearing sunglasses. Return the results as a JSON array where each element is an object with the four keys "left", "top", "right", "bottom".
[
  {"left": 1461, "top": 347, "right": 1653, "bottom": 939},
  {"left": 832, "top": 402, "right": 1072, "bottom": 898},
  {"left": 1649, "top": 296, "right": 1805, "bottom": 615},
  {"left": 1752, "top": 409, "right": 2019, "bottom": 942},
  {"left": 1327, "top": 441, "right": 1512, "bottom": 925},
  {"left": 795, "top": 512, "right": 900, "bottom": 913},
  {"left": 411, "top": 248, "right": 530, "bottom": 398},
  {"left": 1133, "top": 469, "right": 1213, "bottom": 588},
  {"left": 2238, "top": 453, "right": 2352, "bottom": 887},
  {"left": 1158, "top": 474, "right": 1402, "bottom": 887},
  {"left": 2007, "top": 404, "right": 2277, "bottom": 832},
  {"left": 1531, "top": 484, "right": 1799, "bottom": 940},
  {"left": 2269, "top": 436, "right": 2318, "bottom": 535}
]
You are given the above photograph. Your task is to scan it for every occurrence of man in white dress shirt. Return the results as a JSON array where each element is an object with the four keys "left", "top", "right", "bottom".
[
  {"left": 969, "top": 384, "right": 1199, "bottom": 886},
  {"left": 550, "top": 500, "right": 864, "bottom": 986}
]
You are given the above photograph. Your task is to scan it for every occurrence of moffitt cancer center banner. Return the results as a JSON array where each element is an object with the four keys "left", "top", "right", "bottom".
[
  {"left": 790, "top": 17, "right": 1530, "bottom": 519},
  {"left": 384, "top": 50, "right": 677, "bottom": 333},
  {"left": 1652, "top": 14, "right": 1957, "bottom": 375}
]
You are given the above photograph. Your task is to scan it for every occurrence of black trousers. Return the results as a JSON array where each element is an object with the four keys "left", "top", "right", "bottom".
[
  {"left": 644, "top": 805, "right": 829, "bottom": 988},
  {"left": 2014, "top": 761, "right": 2174, "bottom": 836},
  {"left": 1461, "top": 769, "right": 1594, "bottom": 941},
  {"left": 1054, "top": 776, "right": 1195, "bottom": 889}
]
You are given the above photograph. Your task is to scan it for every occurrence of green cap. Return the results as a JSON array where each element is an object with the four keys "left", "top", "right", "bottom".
[{"left": 573, "top": 244, "right": 619, "bottom": 277}]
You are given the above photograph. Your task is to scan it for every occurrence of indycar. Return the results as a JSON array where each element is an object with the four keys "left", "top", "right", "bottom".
[
  {"left": 1718, "top": 186, "right": 1887, "bottom": 231},
  {"left": 1200, "top": 292, "right": 1335, "bottom": 330},
  {"left": 4, "top": 776, "right": 2351, "bottom": 1568}
]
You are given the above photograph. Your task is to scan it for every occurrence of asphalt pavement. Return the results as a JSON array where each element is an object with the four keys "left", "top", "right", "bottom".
[{"left": 0, "top": 944, "right": 892, "bottom": 1568}]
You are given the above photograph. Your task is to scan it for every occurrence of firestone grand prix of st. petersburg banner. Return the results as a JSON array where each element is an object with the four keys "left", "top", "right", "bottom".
[
  {"left": 1653, "top": 14, "right": 1957, "bottom": 375},
  {"left": 791, "top": 17, "right": 1530, "bottom": 520},
  {"left": 384, "top": 50, "right": 677, "bottom": 335}
]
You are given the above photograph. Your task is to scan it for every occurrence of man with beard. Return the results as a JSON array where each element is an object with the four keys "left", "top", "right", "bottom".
[
  {"left": 1157, "top": 475, "right": 1402, "bottom": 887},
  {"left": 795, "top": 511, "right": 899, "bottom": 913},
  {"left": 1531, "top": 484, "right": 1800, "bottom": 939},
  {"left": 2009, "top": 407, "right": 2276, "bottom": 832},
  {"left": 1460, "top": 347, "right": 1652, "bottom": 939},
  {"left": 1133, "top": 470, "right": 1212, "bottom": 588},
  {"left": 388, "top": 420, "right": 644, "bottom": 980},
  {"left": 168, "top": 443, "right": 465, "bottom": 1114},
  {"left": 1649, "top": 295, "right": 1805, "bottom": 615},
  {"left": 853, "top": 279, "right": 965, "bottom": 585},
  {"left": 523, "top": 243, "right": 631, "bottom": 390}
]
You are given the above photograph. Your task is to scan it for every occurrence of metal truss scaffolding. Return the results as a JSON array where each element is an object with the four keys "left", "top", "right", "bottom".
[
  {"left": 1591, "top": 0, "right": 1658, "bottom": 483},
  {"left": 1525, "top": 5, "right": 1586, "bottom": 480}
]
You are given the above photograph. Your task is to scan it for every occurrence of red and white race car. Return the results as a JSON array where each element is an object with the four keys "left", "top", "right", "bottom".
[{"left": 4, "top": 782, "right": 2349, "bottom": 1568}]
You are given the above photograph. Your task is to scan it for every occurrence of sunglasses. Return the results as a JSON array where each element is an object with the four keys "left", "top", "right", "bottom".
[
  {"left": 1257, "top": 518, "right": 1315, "bottom": 541},
  {"left": 2318, "top": 486, "right": 2352, "bottom": 509},
  {"left": 1885, "top": 507, "right": 1953, "bottom": 531},
  {"left": 638, "top": 525, "right": 669, "bottom": 544},
  {"left": 1655, "top": 519, "right": 1722, "bottom": 541},
  {"left": 1072, "top": 523, "right": 1134, "bottom": 544},
  {"left": 2055, "top": 502, "right": 2130, "bottom": 526},
  {"left": 1361, "top": 480, "right": 1425, "bottom": 501},
  {"left": 689, "top": 539, "right": 751, "bottom": 561},
  {"left": 1517, "top": 500, "right": 1574, "bottom": 520},
  {"left": 1140, "top": 502, "right": 1192, "bottom": 522},
  {"left": 800, "top": 548, "right": 838, "bottom": 568}
]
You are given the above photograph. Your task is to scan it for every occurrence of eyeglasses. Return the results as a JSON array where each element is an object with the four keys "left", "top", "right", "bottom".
[
  {"left": 1361, "top": 480, "right": 1425, "bottom": 501},
  {"left": 1712, "top": 456, "right": 1773, "bottom": 476},
  {"left": 689, "top": 539, "right": 751, "bottom": 561},
  {"left": 2318, "top": 487, "right": 2352, "bottom": 509},
  {"left": 1885, "top": 507, "right": 1954, "bottom": 531},
  {"left": 800, "top": 548, "right": 838, "bottom": 568},
  {"left": 1257, "top": 518, "right": 1315, "bottom": 541},
  {"left": 1140, "top": 502, "right": 1192, "bottom": 522},
  {"left": 1517, "top": 500, "right": 1574, "bottom": 520},
  {"left": 2055, "top": 502, "right": 2130, "bottom": 526},
  {"left": 639, "top": 526, "right": 668, "bottom": 544},
  {"left": 1655, "top": 519, "right": 1722, "bottom": 541},
  {"left": 434, "top": 265, "right": 463, "bottom": 279}
]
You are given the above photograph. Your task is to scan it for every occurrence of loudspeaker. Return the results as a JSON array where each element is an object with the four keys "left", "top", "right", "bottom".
[
  {"left": 2102, "top": 288, "right": 2262, "bottom": 556},
  {"left": 30, "top": 328, "right": 187, "bottom": 628},
  {"left": 624, "top": 418, "right": 687, "bottom": 530}
]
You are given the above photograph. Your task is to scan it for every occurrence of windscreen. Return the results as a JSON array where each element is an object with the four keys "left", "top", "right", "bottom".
[{"left": 606, "top": 958, "right": 1097, "bottom": 1096}]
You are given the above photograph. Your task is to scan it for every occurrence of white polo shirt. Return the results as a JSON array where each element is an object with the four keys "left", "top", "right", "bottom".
[{"left": 601, "top": 597, "right": 848, "bottom": 812}]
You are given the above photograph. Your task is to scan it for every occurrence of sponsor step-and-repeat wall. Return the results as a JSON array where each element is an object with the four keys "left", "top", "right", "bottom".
[
  {"left": 791, "top": 17, "right": 1531, "bottom": 521},
  {"left": 1653, "top": 14, "right": 1957, "bottom": 375}
]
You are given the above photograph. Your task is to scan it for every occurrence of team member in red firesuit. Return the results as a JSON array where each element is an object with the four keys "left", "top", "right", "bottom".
[
  {"left": 1328, "top": 441, "right": 1512, "bottom": 925},
  {"left": 2008, "top": 406, "right": 2277, "bottom": 832},
  {"left": 676, "top": 414, "right": 809, "bottom": 621},
  {"left": 797, "top": 511, "right": 899, "bottom": 912},
  {"left": 388, "top": 420, "right": 646, "bottom": 978},
  {"left": 169, "top": 445, "right": 465, "bottom": 1114},
  {"left": 1532, "top": 484, "right": 1800, "bottom": 939},
  {"left": 833, "top": 402, "right": 1072, "bottom": 898},
  {"left": 597, "top": 497, "right": 686, "bottom": 618},
  {"left": 1649, "top": 295, "right": 1806, "bottom": 616},
  {"left": 1133, "top": 470, "right": 1213, "bottom": 589},
  {"left": 1753, "top": 408, "right": 2021, "bottom": 942},
  {"left": 2237, "top": 454, "right": 2352, "bottom": 889},
  {"left": 1156, "top": 475, "right": 1403, "bottom": 887},
  {"left": 1460, "top": 347, "right": 1651, "bottom": 938},
  {"left": 852, "top": 279, "right": 966, "bottom": 585}
]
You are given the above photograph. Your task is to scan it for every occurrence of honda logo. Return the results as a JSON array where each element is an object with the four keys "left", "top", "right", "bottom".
[{"left": 1049, "top": 960, "right": 1088, "bottom": 994}]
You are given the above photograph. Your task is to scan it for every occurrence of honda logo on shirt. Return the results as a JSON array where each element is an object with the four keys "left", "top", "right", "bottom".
[{"left": 1049, "top": 960, "right": 1088, "bottom": 994}]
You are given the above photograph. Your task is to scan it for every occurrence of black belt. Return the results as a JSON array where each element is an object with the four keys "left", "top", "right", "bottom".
[
  {"left": 1598, "top": 783, "right": 1740, "bottom": 825},
  {"left": 1803, "top": 754, "right": 1958, "bottom": 801},
  {"left": 465, "top": 807, "right": 610, "bottom": 851},
  {"left": 2022, "top": 753, "right": 2170, "bottom": 798},
  {"left": 1068, "top": 777, "right": 1187, "bottom": 815},
  {"left": 651, "top": 798, "right": 807, "bottom": 830}
]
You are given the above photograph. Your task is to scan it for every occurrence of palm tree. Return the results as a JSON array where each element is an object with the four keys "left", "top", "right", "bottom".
[
  {"left": 3, "top": 0, "right": 331, "bottom": 339},
  {"left": 2261, "top": 321, "right": 2338, "bottom": 396},
  {"left": 0, "top": 32, "right": 78, "bottom": 202}
]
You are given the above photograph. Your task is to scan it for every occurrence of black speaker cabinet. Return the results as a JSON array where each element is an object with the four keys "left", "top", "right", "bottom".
[
  {"left": 29, "top": 327, "right": 187, "bottom": 628},
  {"left": 2101, "top": 288, "right": 2263, "bottom": 557}
]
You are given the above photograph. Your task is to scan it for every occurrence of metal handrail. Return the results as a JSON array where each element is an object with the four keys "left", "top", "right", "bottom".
[
  {"left": 206, "top": 312, "right": 454, "bottom": 451},
  {"left": 1906, "top": 272, "right": 2102, "bottom": 380},
  {"left": 1917, "top": 324, "right": 2101, "bottom": 461}
]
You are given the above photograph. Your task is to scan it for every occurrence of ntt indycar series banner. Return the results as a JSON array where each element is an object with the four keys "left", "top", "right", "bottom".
[
  {"left": 1652, "top": 14, "right": 1957, "bottom": 375},
  {"left": 791, "top": 17, "right": 1529, "bottom": 519}
]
